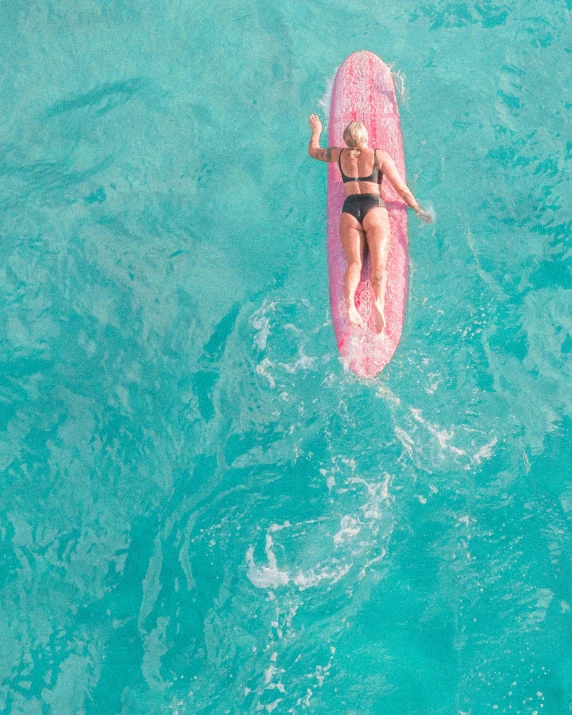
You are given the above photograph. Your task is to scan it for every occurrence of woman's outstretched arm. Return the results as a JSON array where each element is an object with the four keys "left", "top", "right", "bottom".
[
  {"left": 379, "top": 151, "right": 433, "bottom": 223},
  {"left": 308, "top": 114, "right": 340, "bottom": 162}
]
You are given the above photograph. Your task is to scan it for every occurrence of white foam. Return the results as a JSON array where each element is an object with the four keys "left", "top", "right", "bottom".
[
  {"left": 359, "top": 550, "right": 387, "bottom": 579},
  {"left": 395, "top": 426, "right": 415, "bottom": 459},
  {"left": 317, "top": 69, "right": 337, "bottom": 124},
  {"left": 389, "top": 65, "right": 408, "bottom": 106},
  {"left": 246, "top": 535, "right": 289, "bottom": 589},
  {"left": 256, "top": 358, "right": 275, "bottom": 388},
  {"left": 250, "top": 299, "right": 277, "bottom": 350},
  {"left": 246, "top": 534, "right": 353, "bottom": 591},
  {"left": 292, "top": 563, "right": 352, "bottom": 590},
  {"left": 268, "top": 521, "right": 291, "bottom": 532},
  {"left": 279, "top": 350, "right": 317, "bottom": 374},
  {"left": 260, "top": 698, "right": 283, "bottom": 712},
  {"left": 472, "top": 437, "right": 498, "bottom": 465},
  {"left": 410, "top": 407, "right": 468, "bottom": 456},
  {"left": 347, "top": 474, "right": 390, "bottom": 522},
  {"left": 333, "top": 515, "right": 361, "bottom": 545}
]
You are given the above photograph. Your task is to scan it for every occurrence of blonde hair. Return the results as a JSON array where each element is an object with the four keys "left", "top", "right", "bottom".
[{"left": 343, "top": 121, "right": 368, "bottom": 158}]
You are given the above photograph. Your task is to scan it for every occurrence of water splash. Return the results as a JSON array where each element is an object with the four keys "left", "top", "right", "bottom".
[
  {"left": 389, "top": 65, "right": 409, "bottom": 109},
  {"left": 317, "top": 68, "right": 338, "bottom": 127},
  {"left": 422, "top": 200, "right": 437, "bottom": 222}
]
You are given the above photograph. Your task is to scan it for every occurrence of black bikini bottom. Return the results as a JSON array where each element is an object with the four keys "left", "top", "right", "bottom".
[{"left": 341, "top": 193, "right": 386, "bottom": 224}]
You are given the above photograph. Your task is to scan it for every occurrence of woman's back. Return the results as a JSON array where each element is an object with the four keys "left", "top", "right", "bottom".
[
  {"left": 338, "top": 147, "right": 376, "bottom": 177},
  {"left": 338, "top": 147, "right": 382, "bottom": 193}
]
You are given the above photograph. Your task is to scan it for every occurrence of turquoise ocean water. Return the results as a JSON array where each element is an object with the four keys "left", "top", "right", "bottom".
[{"left": 1, "top": 1, "right": 571, "bottom": 713}]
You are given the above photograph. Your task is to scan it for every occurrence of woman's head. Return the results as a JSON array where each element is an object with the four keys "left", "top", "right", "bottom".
[{"left": 343, "top": 121, "right": 368, "bottom": 157}]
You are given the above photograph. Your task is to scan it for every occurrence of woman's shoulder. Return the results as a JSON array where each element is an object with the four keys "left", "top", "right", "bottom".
[{"left": 373, "top": 149, "right": 394, "bottom": 166}]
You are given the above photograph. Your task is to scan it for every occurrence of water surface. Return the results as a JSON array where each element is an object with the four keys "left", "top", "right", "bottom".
[{"left": 0, "top": 0, "right": 571, "bottom": 713}]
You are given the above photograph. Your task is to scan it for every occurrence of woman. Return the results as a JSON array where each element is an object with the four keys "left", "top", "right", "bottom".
[{"left": 308, "top": 115, "right": 432, "bottom": 333}]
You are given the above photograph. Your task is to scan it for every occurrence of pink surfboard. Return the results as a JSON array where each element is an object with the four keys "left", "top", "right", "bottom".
[{"left": 327, "top": 51, "right": 408, "bottom": 378}]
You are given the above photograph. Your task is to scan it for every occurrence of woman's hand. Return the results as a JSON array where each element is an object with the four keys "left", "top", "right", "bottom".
[
  {"left": 380, "top": 153, "right": 433, "bottom": 221},
  {"left": 416, "top": 208, "right": 433, "bottom": 224},
  {"left": 309, "top": 114, "right": 323, "bottom": 135}
]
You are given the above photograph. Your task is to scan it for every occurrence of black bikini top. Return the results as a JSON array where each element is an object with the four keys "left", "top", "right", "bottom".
[{"left": 338, "top": 148, "right": 382, "bottom": 184}]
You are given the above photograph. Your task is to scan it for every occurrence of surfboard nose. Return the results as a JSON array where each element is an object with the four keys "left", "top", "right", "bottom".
[{"left": 346, "top": 50, "right": 380, "bottom": 60}]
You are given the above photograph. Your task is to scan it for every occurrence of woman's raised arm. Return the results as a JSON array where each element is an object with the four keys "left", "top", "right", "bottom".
[{"left": 308, "top": 114, "right": 341, "bottom": 162}]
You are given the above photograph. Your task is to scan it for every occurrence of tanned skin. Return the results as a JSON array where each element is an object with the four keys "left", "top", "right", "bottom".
[{"left": 308, "top": 113, "right": 432, "bottom": 332}]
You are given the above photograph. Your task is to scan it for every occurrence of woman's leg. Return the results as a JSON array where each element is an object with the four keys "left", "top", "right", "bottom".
[
  {"left": 362, "top": 207, "right": 391, "bottom": 333},
  {"left": 339, "top": 211, "right": 366, "bottom": 328}
]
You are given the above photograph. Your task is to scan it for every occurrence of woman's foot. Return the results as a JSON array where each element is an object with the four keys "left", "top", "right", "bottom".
[
  {"left": 348, "top": 304, "right": 364, "bottom": 328},
  {"left": 373, "top": 300, "right": 386, "bottom": 333}
]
